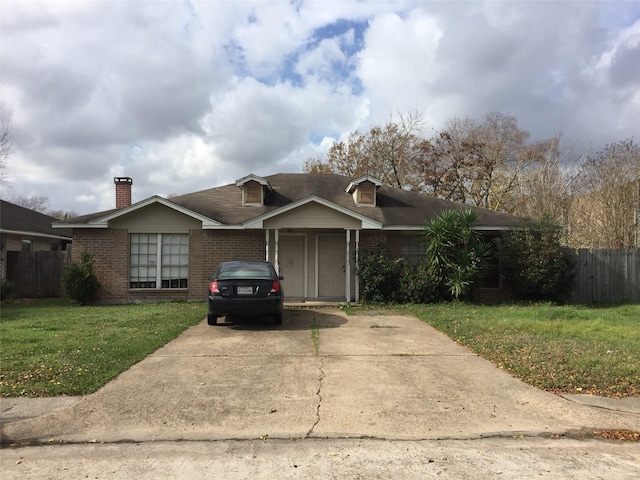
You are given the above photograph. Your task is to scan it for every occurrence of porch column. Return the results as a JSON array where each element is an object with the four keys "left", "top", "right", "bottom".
[
  {"left": 274, "top": 229, "right": 280, "bottom": 274},
  {"left": 355, "top": 229, "right": 360, "bottom": 303},
  {"left": 265, "top": 230, "right": 270, "bottom": 262},
  {"left": 345, "top": 229, "right": 351, "bottom": 303}
]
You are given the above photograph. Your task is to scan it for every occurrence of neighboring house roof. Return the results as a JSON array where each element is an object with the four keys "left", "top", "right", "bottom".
[
  {"left": 0, "top": 200, "right": 72, "bottom": 239},
  {"left": 55, "top": 173, "right": 522, "bottom": 230}
]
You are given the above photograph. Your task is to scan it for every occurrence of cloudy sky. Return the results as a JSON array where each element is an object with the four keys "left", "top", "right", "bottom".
[{"left": 2, "top": 0, "right": 639, "bottom": 215}]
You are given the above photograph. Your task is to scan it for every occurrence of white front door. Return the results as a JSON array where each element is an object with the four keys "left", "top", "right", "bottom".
[
  {"left": 317, "top": 234, "right": 345, "bottom": 298},
  {"left": 279, "top": 235, "right": 305, "bottom": 299}
]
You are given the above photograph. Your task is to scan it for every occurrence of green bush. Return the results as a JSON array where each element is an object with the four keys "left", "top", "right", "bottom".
[
  {"left": 356, "top": 250, "right": 440, "bottom": 304},
  {"left": 355, "top": 250, "right": 402, "bottom": 303},
  {"left": 62, "top": 251, "right": 101, "bottom": 305},
  {"left": 497, "top": 216, "right": 576, "bottom": 303},
  {"left": 397, "top": 263, "right": 440, "bottom": 304},
  {"left": 1, "top": 279, "right": 15, "bottom": 300}
]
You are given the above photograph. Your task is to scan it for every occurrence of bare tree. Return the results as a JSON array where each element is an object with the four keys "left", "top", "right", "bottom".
[
  {"left": 569, "top": 139, "right": 640, "bottom": 248},
  {"left": 11, "top": 195, "right": 50, "bottom": 213},
  {"left": 416, "top": 113, "right": 534, "bottom": 211},
  {"left": 512, "top": 135, "right": 583, "bottom": 231},
  {"left": 47, "top": 210, "right": 79, "bottom": 220},
  {"left": 0, "top": 104, "right": 12, "bottom": 185},
  {"left": 304, "top": 111, "right": 427, "bottom": 189},
  {"left": 304, "top": 155, "right": 336, "bottom": 175}
]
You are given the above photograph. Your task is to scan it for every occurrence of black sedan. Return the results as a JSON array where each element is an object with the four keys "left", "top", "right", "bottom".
[{"left": 207, "top": 261, "right": 284, "bottom": 326}]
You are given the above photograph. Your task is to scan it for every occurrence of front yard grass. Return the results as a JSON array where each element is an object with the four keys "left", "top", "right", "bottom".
[
  {"left": 397, "top": 303, "right": 640, "bottom": 398},
  {"left": 2, "top": 299, "right": 638, "bottom": 399},
  {"left": 0, "top": 298, "right": 206, "bottom": 397}
]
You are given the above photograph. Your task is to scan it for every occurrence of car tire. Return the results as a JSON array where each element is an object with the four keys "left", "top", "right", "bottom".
[
  {"left": 207, "top": 314, "right": 218, "bottom": 326},
  {"left": 273, "top": 313, "right": 282, "bottom": 326}
]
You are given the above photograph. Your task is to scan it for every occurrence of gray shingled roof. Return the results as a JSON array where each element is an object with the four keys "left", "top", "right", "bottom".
[
  {"left": 62, "top": 173, "right": 522, "bottom": 229},
  {"left": 1, "top": 200, "right": 72, "bottom": 238}
]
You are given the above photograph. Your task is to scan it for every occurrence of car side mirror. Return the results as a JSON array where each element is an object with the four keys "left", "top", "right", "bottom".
[{"left": 278, "top": 276, "right": 284, "bottom": 280}]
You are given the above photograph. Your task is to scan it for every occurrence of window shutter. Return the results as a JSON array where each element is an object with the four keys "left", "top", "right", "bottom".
[
  {"left": 358, "top": 183, "right": 375, "bottom": 205},
  {"left": 245, "top": 181, "right": 262, "bottom": 204}
]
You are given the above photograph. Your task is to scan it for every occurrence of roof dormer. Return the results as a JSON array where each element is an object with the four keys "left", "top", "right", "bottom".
[
  {"left": 236, "top": 174, "right": 272, "bottom": 206},
  {"left": 346, "top": 175, "right": 382, "bottom": 206}
]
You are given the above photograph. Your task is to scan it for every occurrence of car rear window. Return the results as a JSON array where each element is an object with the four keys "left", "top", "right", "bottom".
[{"left": 218, "top": 264, "right": 273, "bottom": 280}]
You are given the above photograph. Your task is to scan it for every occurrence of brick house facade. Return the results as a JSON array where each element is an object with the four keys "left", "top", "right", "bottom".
[{"left": 57, "top": 174, "right": 521, "bottom": 304}]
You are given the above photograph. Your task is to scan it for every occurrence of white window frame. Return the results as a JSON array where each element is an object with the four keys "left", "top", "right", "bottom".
[{"left": 129, "top": 233, "right": 189, "bottom": 289}]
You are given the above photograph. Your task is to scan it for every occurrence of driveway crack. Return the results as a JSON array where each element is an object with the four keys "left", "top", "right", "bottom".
[{"left": 307, "top": 356, "right": 325, "bottom": 437}]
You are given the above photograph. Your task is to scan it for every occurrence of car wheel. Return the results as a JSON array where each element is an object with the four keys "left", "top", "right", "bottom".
[
  {"left": 273, "top": 313, "right": 282, "bottom": 326},
  {"left": 207, "top": 314, "right": 218, "bottom": 326}
]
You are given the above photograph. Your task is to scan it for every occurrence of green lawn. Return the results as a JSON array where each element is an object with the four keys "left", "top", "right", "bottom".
[
  {"left": 2, "top": 299, "right": 638, "bottom": 399},
  {"left": 0, "top": 298, "right": 206, "bottom": 397},
  {"left": 396, "top": 303, "right": 640, "bottom": 398}
]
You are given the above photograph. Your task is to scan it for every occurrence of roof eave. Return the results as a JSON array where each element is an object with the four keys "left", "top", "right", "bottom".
[
  {"left": 0, "top": 228, "right": 72, "bottom": 240},
  {"left": 380, "top": 224, "right": 519, "bottom": 231},
  {"left": 54, "top": 196, "right": 222, "bottom": 228}
]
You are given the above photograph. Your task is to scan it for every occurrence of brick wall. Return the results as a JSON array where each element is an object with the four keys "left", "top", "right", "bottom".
[
  {"left": 188, "top": 230, "right": 265, "bottom": 301},
  {"left": 72, "top": 228, "right": 129, "bottom": 302},
  {"left": 359, "top": 231, "right": 400, "bottom": 257},
  {"left": 72, "top": 228, "right": 265, "bottom": 304}
]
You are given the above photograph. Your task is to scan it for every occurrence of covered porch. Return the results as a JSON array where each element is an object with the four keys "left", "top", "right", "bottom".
[{"left": 265, "top": 228, "right": 362, "bottom": 304}]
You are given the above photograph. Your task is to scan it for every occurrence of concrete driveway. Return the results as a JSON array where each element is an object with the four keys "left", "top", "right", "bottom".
[{"left": 2, "top": 309, "right": 638, "bottom": 446}]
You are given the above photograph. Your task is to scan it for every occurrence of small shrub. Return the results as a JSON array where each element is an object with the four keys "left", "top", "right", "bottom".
[
  {"left": 497, "top": 216, "right": 576, "bottom": 303},
  {"left": 62, "top": 251, "right": 101, "bottom": 305},
  {"left": 355, "top": 250, "right": 402, "bottom": 303},
  {"left": 356, "top": 250, "right": 441, "bottom": 304},
  {"left": 397, "top": 263, "right": 440, "bottom": 304},
  {"left": 1, "top": 279, "right": 15, "bottom": 300}
]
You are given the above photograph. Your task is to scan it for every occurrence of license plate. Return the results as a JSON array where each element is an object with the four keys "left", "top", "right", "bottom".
[{"left": 237, "top": 286, "right": 253, "bottom": 295}]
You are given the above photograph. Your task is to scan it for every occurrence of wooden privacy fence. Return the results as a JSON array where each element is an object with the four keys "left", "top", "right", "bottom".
[
  {"left": 572, "top": 249, "right": 640, "bottom": 304},
  {"left": 5, "top": 250, "right": 71, "bottom": 298}
]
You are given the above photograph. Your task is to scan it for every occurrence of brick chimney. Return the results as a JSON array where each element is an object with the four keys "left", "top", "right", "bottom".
[{"left": 114, "top": 177, "right": 133, "bottom": 208}]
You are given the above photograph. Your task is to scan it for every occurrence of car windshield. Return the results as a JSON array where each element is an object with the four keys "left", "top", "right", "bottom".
[{"left": 218, "top": 263, "right": 273, "bottom": 280}]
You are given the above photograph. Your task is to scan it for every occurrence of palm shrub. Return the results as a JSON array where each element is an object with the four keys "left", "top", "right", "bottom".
[
  {"left": 62, "top": 250, "right": 101, "bottom": 305},
  {"left": 424, "top": 209, "right": 491, "bottom": 300},
  {"left": 496, "top": 215, "right": 576, "bottom": 303}
]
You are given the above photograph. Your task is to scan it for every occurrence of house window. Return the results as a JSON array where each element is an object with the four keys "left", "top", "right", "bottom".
[
  {"left": 130, "top": 234, "right": 157, "bottom": 288},
  {"left": 21, "top": 240, "right": 32, "bottom": 252},
  {"left": 130, "top": 234, "right": 188, "bottom": 289},
  {"left": 160, "top": 234, "right": 189, "bottom": 288},
  {"left": 51, "top": 243, "right": 59, "bottom": 251},
  {"left": 401, "top": 234, "right": 426, "bottom": 266}
]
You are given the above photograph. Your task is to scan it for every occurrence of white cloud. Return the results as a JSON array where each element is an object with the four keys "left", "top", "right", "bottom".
[
  {"left": 1, "top": 0, "right": 638, "bottom": 215},
  {"left": 357, "top": 10, "right": 443, "bottom": 123},
  {"left": 295, "top": 35, "right": 349, "bottom": 81}
]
